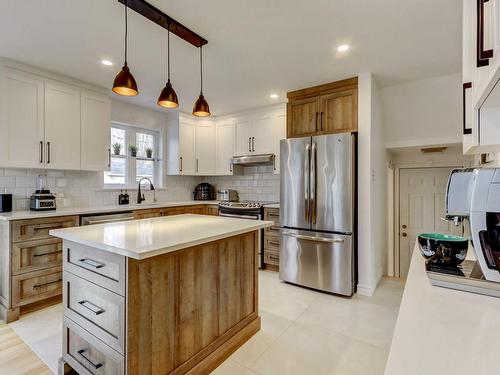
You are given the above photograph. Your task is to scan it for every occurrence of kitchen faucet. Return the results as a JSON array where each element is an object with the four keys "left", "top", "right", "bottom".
[{"left": 137, "top": 177, "right": 155, "bottom": 204}]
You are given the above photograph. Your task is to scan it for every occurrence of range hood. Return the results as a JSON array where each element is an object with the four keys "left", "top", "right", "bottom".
[{"left": 231, "top": 153, "right": 275, "bottom": 166}]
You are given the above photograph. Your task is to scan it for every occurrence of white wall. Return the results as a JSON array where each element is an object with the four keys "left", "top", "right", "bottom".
[
  {"left": 381, "top": 73, "right": 462, "bottom": 148},
  {"left": 357, "top": 73, "right": 387, "bottom": 296}
]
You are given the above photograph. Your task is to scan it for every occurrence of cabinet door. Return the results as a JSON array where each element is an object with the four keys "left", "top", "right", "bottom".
[
  {"left": 273, "top": 112, "right": 287, "bottom": 174},
  {"left": 179, "top": 120, "right": 196, "bottom": 175},
  {"left": 45, "top": 82, "right": 81, "bottom": 170},
  {"left": 319, "top": 89, "right": 358, "bottom": 134},
  {"left": 216, "top": 120, "right": 235, "bottom": 175},
  {"left": 0, "top": 68, "right": 45, "bottom": 168},
  {"left": 235, "top": 118, "right": 254, "bottom": 155},
  {"left": 195, "top": 121, "right": 216, "bottom": 175},
  {"left": 287, "top": 97, "right": 319, "bottom": 138},
  {"left": 253, "top": 114, "right": 275, "bottom": 154},
  {"left": 81, "top": 90, "right": 111, "bottom": 171}
]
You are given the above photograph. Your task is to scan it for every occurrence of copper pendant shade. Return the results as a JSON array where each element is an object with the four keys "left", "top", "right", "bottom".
[
  {"left": 193, "top": 45, "right": 210, "bottom": 117},
  {"left": 112, "top": 1, "right": 139, "bottom": 96},
  {"left": 158, "top": 23, "right": 178, "bottom": 108}
]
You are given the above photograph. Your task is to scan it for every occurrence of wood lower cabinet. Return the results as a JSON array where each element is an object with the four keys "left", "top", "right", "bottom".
[
  {"left": 263, "top": 207, "right": 281, "bottom": 271},
  {"left": 206, "top": 205, "right": 219, "bottom": 216},
  {"left": 134, "top": 204, "right": 212, "bottom": 219},
  {"left": 287, "top": 77, "right": 358, "bottom": 138}
]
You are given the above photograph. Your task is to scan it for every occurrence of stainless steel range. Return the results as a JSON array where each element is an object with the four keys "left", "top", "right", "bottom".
[{"left": 219, "top": 201, "right": 276, "bottom": 269}]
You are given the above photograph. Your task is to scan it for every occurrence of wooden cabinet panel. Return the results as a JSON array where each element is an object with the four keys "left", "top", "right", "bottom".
[
  {"left": 320, "top": 89, "right": 358, "bottom": 133},
  {"left": 12, "top": 266, "right": 62, "bottom": 307},
  {"left": 287, "top": 97, "right": 319, "bottom": 138},
  {"left": 206, "top": 205, "right": 219, "bottom": 216},
  {"left": 134, "top": 209, "right": 162, "bottom": 220},
  {"left": 11, "top": 216, "right": 79, "bottom": 243},
  {"left": 11, "top": 238, "right": 62, "bottom": 275}
]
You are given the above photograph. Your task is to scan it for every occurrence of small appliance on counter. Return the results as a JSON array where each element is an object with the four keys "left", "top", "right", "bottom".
[
  {"left": 0, "top": 193, "right": 12, "bottom": 213},
  {"left": 193, "top": 183, "right": 215, "bottom": 201},
  {"left": 118, "top": 190, "right": 130, "bottom": 205},
  {"left": 217, "top": 189, "right": 238, "bottom": 202},
  {"left": 30, "top": 174, "right": 56, "bottom": 211}
]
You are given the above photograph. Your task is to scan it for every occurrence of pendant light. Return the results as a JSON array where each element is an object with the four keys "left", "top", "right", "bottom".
[
  {"left": 112, "top": 0, "right": 138, "bottom": 96},
  {"left": 157, "top": 22, "right": 179, "bottom": 108},
  {"left": 192, "top": 44, "right": 210, "bottom": 117}
]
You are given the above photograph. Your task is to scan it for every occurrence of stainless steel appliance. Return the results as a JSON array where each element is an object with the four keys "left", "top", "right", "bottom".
[
  {"left": 231, "top": 153, "right": 275, "bottom": 166},
  {"left": 80, "top": 211, "right": 135, "bottom": 226},
  {"left": 193, "top": 183, "right": 215, "bottom": 201},
  {"left": 217, "top": 189, "right": 238, "bottom": 202},
  {"left": 219, "top": 201, "right": 274, "bottom": 269},
  {"left": 30, "top": 191, "right": 56, "bottom": 211},
  {"left": 279, "top": 133, "right": 356, "bottom": 296}
]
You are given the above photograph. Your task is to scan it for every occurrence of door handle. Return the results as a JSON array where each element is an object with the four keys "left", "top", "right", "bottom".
[
  {"left": 46, "top": 142, "right": 51, "bottom": 164},
  {"left": 252, "top": 137, "right": 255, "bottom": 152},
  {"left": 401, "top": 233, "right": 407, "bottom": 237},
  {"left": 320, "top": 112, "right": 324, "bottom": 131},
  {"left": 463, "top": 82, "right": 472, "bottom": 135},
  {"left": 315, "top": 112, "right": 319, "bottom": 132},
  {"left": 108, "top": 148, "right": 111, "bottom": 168},
  {"left": 282, "top": 231, "right": 345, "bottom": 243},
  {"left": 196, "top": 159, "right": 199, "bottom": 173},
  {"left": 179, "top": 157, "right": 183, "bottom": 172},
  {"left": 478, "top": 0, "right": 493, "bottom": 66},
  {"left": 248, "top": 137, "right": 251, "bottom": 152},
  {"left": 402, "top": 224, "right": 407, "bottom": 229},
  {"left": 304, "top": 143, "right": 310, "bottom": 222},
  {"left": 311, "top": 142, "right": 317, "bottom": 225},
  {"left": 39, "top": 141, "right": 43, "bottom": 163}
]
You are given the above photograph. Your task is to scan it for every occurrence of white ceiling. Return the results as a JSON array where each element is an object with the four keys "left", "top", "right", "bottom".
[{"left": 0, "top": 0, "right": 461, "bottom": 115}]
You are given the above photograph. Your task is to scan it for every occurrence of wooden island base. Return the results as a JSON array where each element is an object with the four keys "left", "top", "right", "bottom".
[{"left": 59, "top": 230, "right": 260, "bottom": 375}]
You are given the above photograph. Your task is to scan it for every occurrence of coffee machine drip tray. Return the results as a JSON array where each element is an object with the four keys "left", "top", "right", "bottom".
[{"left": 426, "top": 260, "right": 500, "bottom": 298}]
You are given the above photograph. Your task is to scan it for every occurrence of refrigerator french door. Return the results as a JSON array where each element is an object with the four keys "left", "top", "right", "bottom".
[{"left": 279, "top": 133, "right": 356, "bottom": 296}]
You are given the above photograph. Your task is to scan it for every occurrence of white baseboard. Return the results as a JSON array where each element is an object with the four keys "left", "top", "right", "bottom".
[{"left": 357, "top": 283, "right": 376, "bottom": 296}]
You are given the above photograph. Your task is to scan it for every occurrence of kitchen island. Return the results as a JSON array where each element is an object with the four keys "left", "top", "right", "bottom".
[
  {"left": 385, "top": 242, "right": 500, "bottom": 375},
  {"left": 50, "top": 214, "right": 273, "bottom": 375}
]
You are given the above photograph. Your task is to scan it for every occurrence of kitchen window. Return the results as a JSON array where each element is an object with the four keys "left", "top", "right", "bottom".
[{"left": 104, "top": 123, "right": 161, "bottom": 187}]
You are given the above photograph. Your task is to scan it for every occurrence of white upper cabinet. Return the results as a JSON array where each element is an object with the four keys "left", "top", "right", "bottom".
[
  {"left": 179, "top": 117, "right": 196, "bottom": 175},
  {"left": 0, "top": 67, "right": 45, "bottom": 168},
  {"left": 44, "top": 81, "right": 81, "bottom": 170},
  {"left": 81, "top": 90, "right": 111, "bottom": 171},
  {"left": 216, "top": 119, "right": 235, "bottom": 175},
  {"left": 195, "top": 121, "right": 216, "bottom": 175},
  {"left": 235, "top": 118, "right": 254, "bottom": 155},
  {"left": 253, "top": 115, "right": 275, "bottom": 154}
]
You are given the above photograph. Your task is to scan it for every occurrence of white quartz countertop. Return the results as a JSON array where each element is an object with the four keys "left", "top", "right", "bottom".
[
  {"left": 385, "top": 242, "right": 500, "bottom": 375},
  {"left": 0, "top": 200, "right": 219, "bottom": 221},
  {"left": 50, "top": 214, "right": 273, "bottom": 260},
  {"left": 263, "top": 203, "right": 280, "bottom": 209}
]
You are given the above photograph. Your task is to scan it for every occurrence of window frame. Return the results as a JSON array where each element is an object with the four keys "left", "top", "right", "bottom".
[{"left": 104, "top": 122, "right": 161, "bottom": 189}]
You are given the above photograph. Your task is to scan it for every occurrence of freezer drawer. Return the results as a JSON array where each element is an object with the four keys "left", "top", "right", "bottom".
[{"left": 279, "top": 229, "right": 354, "bottom": 296}]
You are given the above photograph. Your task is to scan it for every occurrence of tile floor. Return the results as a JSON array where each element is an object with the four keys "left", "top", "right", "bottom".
[{"left": 8, "top": 271, "right": 405, "bottom": 375}]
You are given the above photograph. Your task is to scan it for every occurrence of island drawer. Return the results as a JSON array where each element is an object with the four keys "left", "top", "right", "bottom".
[
  {"left": 63, "top": 241, "right": 126, "bottom": 296},
  {"left": 11, "top": 238, "right": 63, "bottom": 275},
  {"left": 264, "top": 236, "right": 280, "bottom": 251},
  {"left": 63, "top": 272, "right": 125, "bottom": 354},
  {"left": 63, "top": 316, "right": 124, "bottom": 375},
  {"left": 264, "top": 250, "right": 280, "bottom": 266},
  {"left": 12, "top": 266, "right": 62, "bottom": 307},
  {"left": 264, "top": 208, "right": 280, "bottom": 223},
  {"left": 11, "top": 216, "right": 79, "bottom": 243}
]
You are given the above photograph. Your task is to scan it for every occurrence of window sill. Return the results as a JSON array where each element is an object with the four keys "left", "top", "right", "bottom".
[{"left": 97, "top": 186, "right": 167, "bottom": 192}]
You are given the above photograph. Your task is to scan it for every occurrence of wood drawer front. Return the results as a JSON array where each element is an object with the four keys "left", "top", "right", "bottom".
[
  {"left": 265, "top": 225, "right": 281, "bottom": 237},
  {"left": 134, "top": 209, "right": 162, "bottom": 219},
  {"left": 64, "top": 272, "right": 125, "bottom": 354},
  {"left": 264, "top": 236, "right": 280, "bottom": 251},
  {"left": 64, "top": 316, "right": 124, "bottom": 375},
  {"left": 11, "top": 238, "right": 63, "bottom": 275},
  {"left": 264, "top": 250, "right": 280, "bottom": 266},
  {"left": 264, "top": 208, "right": 280, "bottom": 224},
  {"left": 11, "top": 216, "right": 79, "bottom": 243},
  {"left": 64, "top": 241, "right": 126, "bottom": 296},
  {"left": 12, "top": 266, "right": 62, "bottom": 307}
]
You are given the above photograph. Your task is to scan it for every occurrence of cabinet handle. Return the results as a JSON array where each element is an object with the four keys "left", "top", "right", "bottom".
[
  {"left": 39, "top": 141, "right": 43, "bottom": 163},
  {"left": 273, "top": 154, "right": 276, "bottom": 171},
  {"left": 463, "top": 82, "right": 472, "bottom": 135},
  {"left": 478, "top": 0, "right": 493, "bottom": 66},
  {"left": 320, "top": 112, "right": 324, "bottom": 131},
  {"left": 252, "top": 137, "right": 255, "bottom": 152},
  {"left": 179, "top": 157, "right": 183, "bottom": 172},
  {"left": 77, "top": 349, "right": 103, "bottom": 370},
  {"left": 108, "top": 148, "right": 111, "bottom": 168},
  {"left": 269, "top": 241, "right": 280, "bottom": 246},
  {"left": 78, "top": 257, "right": 105, "bottom": 269},
  {"left": 34, "top": 250, "right": 62, "bottom": 257},
  {"left": 230, "top": 161, "right": 233, "bottom": 173},
  {"left": 269, "top": 255, "right": 279, "bottom": 261},
  {"left": 46, "top": 142, "right": 50, "bottom": 164},
  {"left": 315, "top": 112, "right": 319, "bottom": 132},
  {"left": 196, "top": 159, "right": 199, "bottom": 173},
  {"left": 78, "top": 300, "right": 105, "bottom": 315},
  {"left": 33, "top": 278, "right": 62, "bottom": 288},
  {"left": 248, "top": 137, "right": 251, "bottom": 152}
]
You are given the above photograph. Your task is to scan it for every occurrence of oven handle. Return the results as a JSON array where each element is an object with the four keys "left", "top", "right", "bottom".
[{"left": 219, "top": 212, "right": 261, "bottom": 220}]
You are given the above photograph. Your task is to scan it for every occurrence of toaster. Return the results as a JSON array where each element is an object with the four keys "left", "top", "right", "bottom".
[{"left": 218, "top": 189, "right": 239, "bottom": 202}]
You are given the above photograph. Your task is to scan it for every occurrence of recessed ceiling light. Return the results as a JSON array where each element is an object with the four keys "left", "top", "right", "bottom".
[
  {"left": 101, "top": 59, "right": 113, "bottom": 66},
  {"left": 337, "top": 45, "right": 350, "bottom": 52},
  {"left": 270, "top": 93, "right": 279, "bottom": 99}
]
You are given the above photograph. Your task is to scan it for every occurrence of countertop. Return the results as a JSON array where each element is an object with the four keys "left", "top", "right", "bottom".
[
  {"left": 263, "top": 203, "right": 280, "bottom": 209},
  {"left": 50, "top": 214, "right": 273, "bottom": 260},
  {"left": 0, "top": 200, "right": 220, "bottom": 221},
  {"left": 385, "top": 242, "right": 500, "bottom": 375}
]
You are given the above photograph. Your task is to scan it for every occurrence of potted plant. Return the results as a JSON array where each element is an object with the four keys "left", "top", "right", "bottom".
[
  {"left": 112, "top": 142, "right": 122, "bottom": 155},
  {"left": 146, "top": 147, "right": 153, "bottom": 159},
  {"left": 129, "top": 144, "right": 138, "bottom": 157}
]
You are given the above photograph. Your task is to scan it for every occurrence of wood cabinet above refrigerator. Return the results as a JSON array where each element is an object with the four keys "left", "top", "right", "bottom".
[{"left": 286, "top": 77, "right": 358, "bottom": 138}]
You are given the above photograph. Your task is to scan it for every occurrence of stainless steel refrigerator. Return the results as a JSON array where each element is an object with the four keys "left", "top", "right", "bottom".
[{"left": 279, "top": 133, "right": 356, "bottom": 296}]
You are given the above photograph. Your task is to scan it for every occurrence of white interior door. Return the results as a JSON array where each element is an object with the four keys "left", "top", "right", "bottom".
[{"left": 399, "top": 168, "right": 462, "bottom": 277}]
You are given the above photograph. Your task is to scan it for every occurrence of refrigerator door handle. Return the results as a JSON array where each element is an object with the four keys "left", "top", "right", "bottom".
[
  {"left": 304, "top": 143, "right": 310, "bottom": 222},
  {"left": 282, "top": 231, "right": 345, "bottom": 243},
  {"left": 311, "top": 142, "right": 317, "bottom": 225}
]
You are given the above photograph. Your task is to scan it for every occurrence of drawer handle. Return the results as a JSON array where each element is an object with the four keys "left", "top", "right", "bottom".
[
  {"left": 33, "top": 224, "right": 64, "bottom": 231},
  {"left": 77, "top": 349, "right": 103, "bottom": 370},
  {"left": 78, "top": 258, "right": 105, "bottom": 269},
  {"left": 33, "top": 279, "right": 62, "bottom": 288},
  {"left": 269, "top": 227, "right": 280, "bottom": 232},
  {"left": 269, "top": 255, "right": 279, "bottom": 261},
  {"left": 34, "top": 250, "right": 62, "bottom": 257},
  {"left": 78, "top": 300, "right": 105, "bottom": 315},
  {"left": 269, "top": 241, "right": 279, "bottom": 246}
]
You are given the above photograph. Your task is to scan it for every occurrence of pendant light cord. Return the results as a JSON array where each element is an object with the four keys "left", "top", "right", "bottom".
[
  {"left": 200, "top": 44, "right": 203, "bottom": 94},
  {"left": 124, "top": 1, "right": 128, "bottom": 65},
  {"left": 167, "top": 22, "right": 170, "bottom": 81}
]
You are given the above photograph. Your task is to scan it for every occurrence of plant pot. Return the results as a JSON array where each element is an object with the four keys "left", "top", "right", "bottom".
[
  {"left": 146, "top": 150, "right": 153, "bottom": 158},
  {"left": 130, "top": 150, "right": 137, "bottom": 157},
  {"left": 113, "top": 149, "right": 121, "bottom": 156}
]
